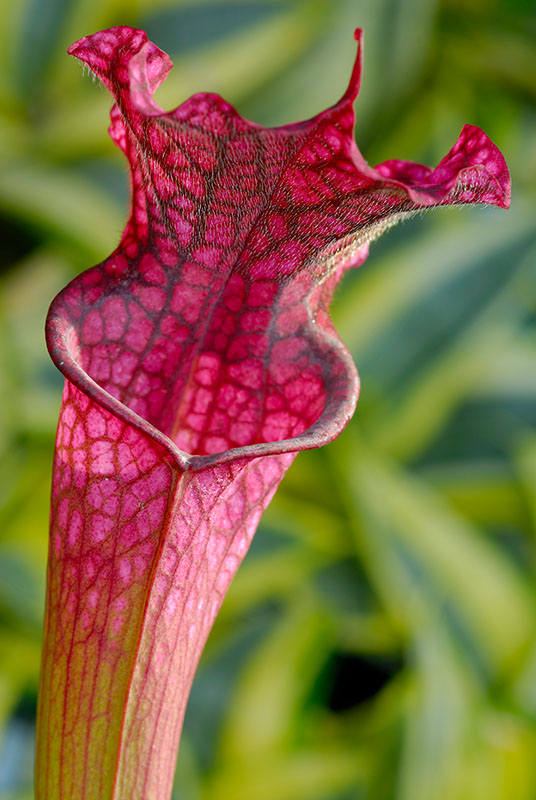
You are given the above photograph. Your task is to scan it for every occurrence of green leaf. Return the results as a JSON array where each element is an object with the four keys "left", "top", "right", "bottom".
[
  {"left": 333, "top": 434, "right": 536, "bottom": 679},
  {"left": 0, "top": 161, "right": 123, "bottom": 258}
]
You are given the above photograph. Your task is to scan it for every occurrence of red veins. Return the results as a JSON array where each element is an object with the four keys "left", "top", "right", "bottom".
[
  {"left": 36, "top": 26, "right": 510, "bottom": 800},
  {"left": 48, "top": 25, "right": 509, "bottom": 463}
]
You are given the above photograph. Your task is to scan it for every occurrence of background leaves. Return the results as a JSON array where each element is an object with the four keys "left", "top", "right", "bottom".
[{"left": 0, "top": 0, "right": 535, "bottom": 798}]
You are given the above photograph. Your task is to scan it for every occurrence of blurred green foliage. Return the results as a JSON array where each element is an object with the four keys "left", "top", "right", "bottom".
[{"left": 0, "top": 0, "right": 535, "bottom": 798}]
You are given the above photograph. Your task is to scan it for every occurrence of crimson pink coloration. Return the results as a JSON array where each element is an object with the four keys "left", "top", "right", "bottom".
[{"left": 36, "top": 25, "right": 510, "bottom": 800}]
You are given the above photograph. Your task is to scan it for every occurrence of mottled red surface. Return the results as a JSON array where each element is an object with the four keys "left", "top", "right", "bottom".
[{"left": 37, "top": 26, "right": 510, "bottom": 800}]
